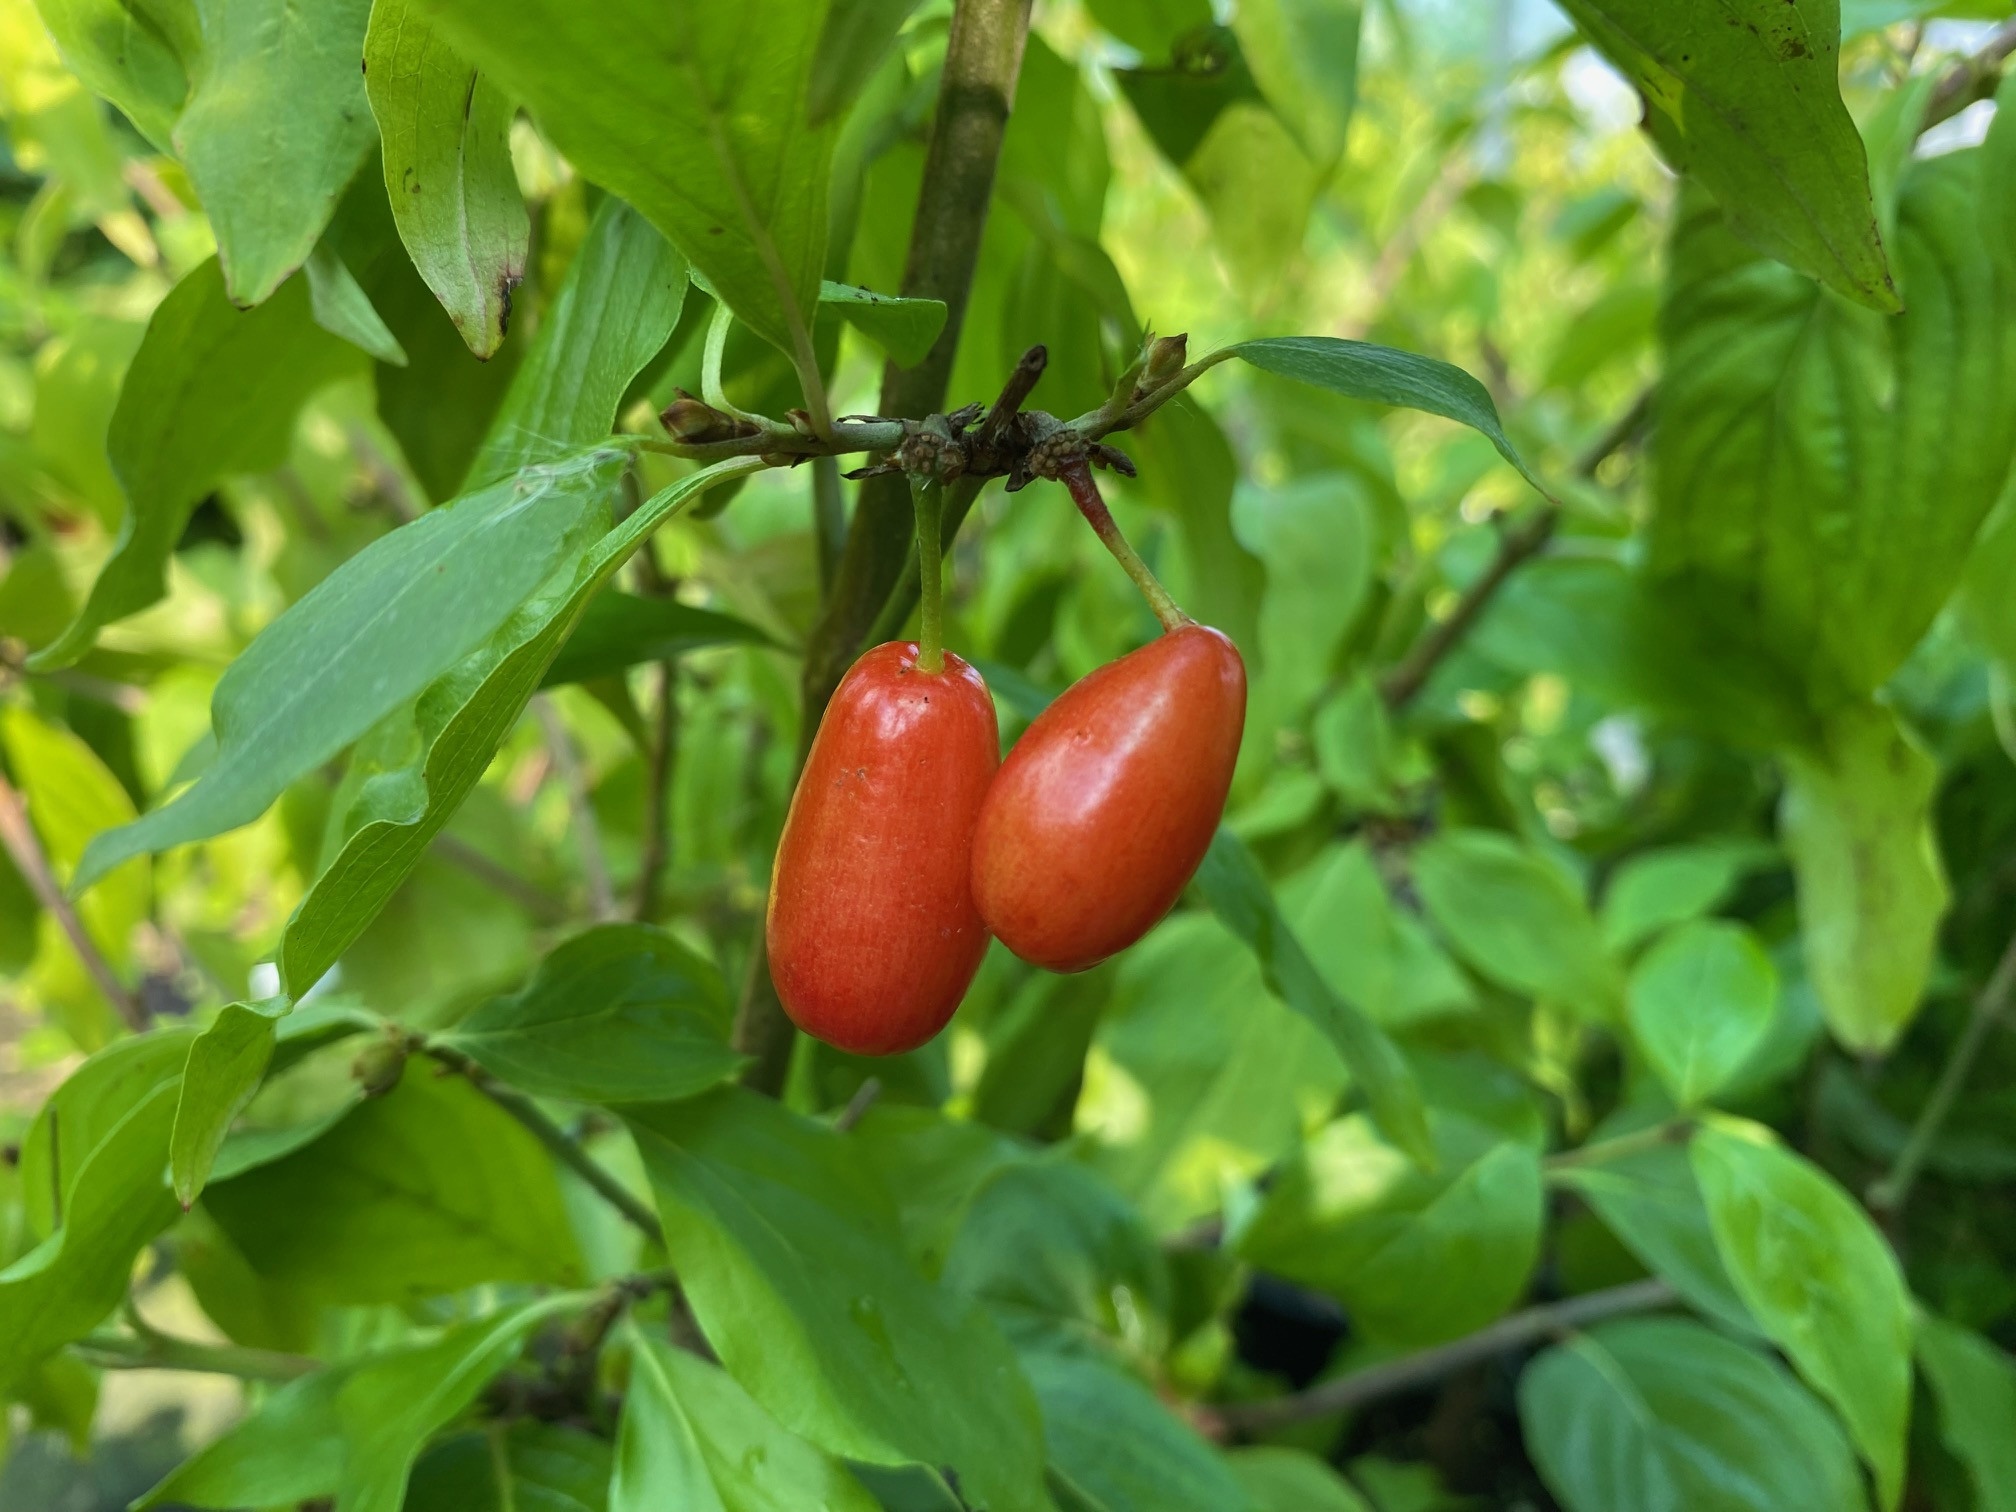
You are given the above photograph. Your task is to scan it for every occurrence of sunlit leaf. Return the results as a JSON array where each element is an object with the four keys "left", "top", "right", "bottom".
[
  {"left": 439, "top": 924, "right": 745, "bottom": 1105},
  {"left": 203, "top": 1071, "right": 584, "bottom": 1304},
  {"left": 417, "top": 0, "right": 834, "bottom": 364},
  {"left": 1554, "top": 0, "right": 1896, "bottom": 310},
  {"left": 74, "top": 445, "right": 625, "bottom": 888},
  {"left": 1626, "top": 920, "right": 1777, "bottom": 1107},
  {"left": 170, "top": 995, "right": 290, "bottom": 1206},
  {"left": 1192, "top": 827, "right": 1432, "bottom": 1167},
  {"left": 623, "top": 1088, "right": 1051, "bottom": 1511},
  {"left": 29, "top": 258, "right": 356, "bottom": 671},
  {"left": 1780, "top": 699, "right": 1948, "bottom": 1054},
  {"left": 0, "top": 1031, "right": 190, "bottom": 1395},
  {"left": 1692, "top": 1120, "right": 1911, "bottom": 1509},
  {"left": 363, "top": 0, "right": 528, "bottom": 359},
  {"left": 613, "top": 1330, "right": 881, "bottom": 1512}
]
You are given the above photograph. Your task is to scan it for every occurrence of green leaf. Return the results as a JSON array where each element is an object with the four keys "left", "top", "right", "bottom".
[
  {"left": 465, "top": 197, "right": 688, "bottom": 489},
  {"left": 137, "top": 1356, "right": 351, "bottom": 1509},
  {"left": 1691, "top": 1120, "right": 1912, "bottom": 1509},
  {"left": 1239, "top": 1059, "right": 1545, "bottom": 1347},
  {"left": 819, "top": 281, "right": 947, "bottom": 369},
  {"left": 1115, "top": 31, "right": 1319, "bottom": 287},
  {"left": 405, "top": 1424, "right": 614, "bottom": 1512},
  {"left": 28, "top": 0, "right": 192, "bottom": 151},
  {"left": 1780, "top": 699, "right": 1948, "bottom": 1054},
  {"left": 941, "top": 1158, "right": 1171, "bottom": 1359},
  {"left": 170, "top": 995, "right": 291, "bottom": 1206},
  {"left": 438, "top": 924, "right": 745, "bottom": 1104},
  {"left": 203, "top": 1070, "right": 584, "bottom": 1304},
  {"left": 1228, "top": 337, "right": 1546, "bottom": 496},
  {"left": 1021, "top": 1351, "right": 1251, "bottom": 1512},
  {"left": 1309, "top": 675, "right": 1405, "bottom": 816},
  {"left": 1599, "top": 840, "right": 1775, "bottom": 955},
  {"left": 542, "top": 592, "right": 775, "bottom": 689},
  {"left": 363, "top": 0, "right": 528, "bottom": 359},
  {"left": 1085, "top": 0, "right": 1211, "bottom": 55},
  {"left": 1551, "top": 1139, "right": 1754, "bottom": 1337},
  {"left": 304, "top": 241, "right": 409, "bottom": 366},
  {"left": 0, "top": 1030, "right": 190, "bottom": 1395},
  {"left": 614, "top": 1330, "right": 881, "bottom": 1512},
  {"left": 0, "top": 703, "right": 148, "bottom": 982},
  {"left": 1079, "top": 912, "right": 1345, "bottom": 1229},
  {"left": 1553, "top": 0, "right": 1894, "bottom": 311},
  {"left": 139, "top": 1297, "right": 582, "bottom": 1512},
  {"left": 1237, "top": 0, "right": 1359, "bottom": 160},
  {"left": 1914, "top": 1313, "right": 2016, "bottom": 1510},
  {"left": 1281, "top": 841, "right": 1475, "bottom": 1028},
  {"left": 807, "top": 0, "right": 922, "bottom": 126},
  {"left": 416, "top": 0, "right": 835, "bottom": 364},
  {"left": 622, "top": 1088, "right": 1051, "bottom": 1512},
  {"left": 1650, "top": 110, "right": 2016, "bottom": 702},
  {"left": 276, "top": 203, "right": 707, "bottom": 993},
  {"left": 1413, "top": 829, "right": 1623, "bottom": 1021},
  {"left": 1226, "top": 1448, "right": 1371, "bottom": 1512},
  {"left": 73, "top": 445, "right": 625, "bottom": 889},
  {"left": 1217, "top": 1451, "right": 1362, "bottom": 1512},
  {"left": 1518, "top": 1315, "right": 1866, "bottom": 1512},
  {"left": 28, "top": 257, "right": 357, "bottom": 671},
  {"left": 1241, "top": 477, "right": 1377, "bottom": 746},
  {"left": 1626, "top": 921, "right": 1777, "bottom": 1108},
  {"left": 277, "top": 457, "right": 758, "bottom": 995},
  {"left": 1192, "top": 827, "right": 1432, "bottom": 1167},
  {"left": 171, "top": 0, "right": 377, "bottom": 305}
]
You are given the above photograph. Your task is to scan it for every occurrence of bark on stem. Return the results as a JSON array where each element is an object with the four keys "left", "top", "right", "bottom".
[
  {"left": 1210, "top": 1279, "right": 1677, "bottom": 1432},
  {"left": 733, "top": 0, "right": 1034, "bottom": 1093}
]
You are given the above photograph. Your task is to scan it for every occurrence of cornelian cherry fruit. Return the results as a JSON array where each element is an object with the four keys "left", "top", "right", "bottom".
[
  {"left": 971, "top": 623, "right": 1246, "bottom": 972},
  {"left": 767, "top": 641, "right": 999, "bottom": 1055}
]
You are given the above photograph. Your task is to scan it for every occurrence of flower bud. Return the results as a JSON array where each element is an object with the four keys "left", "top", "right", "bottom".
[{"left": 351, "top": 1036, "right": 409, "bottom": 1098}]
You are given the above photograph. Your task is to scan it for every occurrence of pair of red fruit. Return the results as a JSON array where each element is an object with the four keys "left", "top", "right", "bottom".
[{"left": 767, "top": 606, "right": 1246, "bottom": 1056}]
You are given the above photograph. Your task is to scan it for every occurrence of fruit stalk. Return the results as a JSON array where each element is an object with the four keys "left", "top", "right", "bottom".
[
  {"left": 1058, "top": 462, "right": 1190, "bottom": 633},
  {"left": 912, "top": 476, "right": 947, "bottom": 673}
]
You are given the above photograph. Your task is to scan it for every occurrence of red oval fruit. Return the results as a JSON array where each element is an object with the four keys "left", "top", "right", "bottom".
[
  {"left": 971, "top": 624, "right": 1246, "bottom": 972},
  {"left": 767, "top": 641, "right": 999, "bottom": 1055}
]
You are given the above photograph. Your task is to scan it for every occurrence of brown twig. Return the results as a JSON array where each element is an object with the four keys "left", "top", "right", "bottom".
[
  {"left": 423, "top": 1039, "right": 664, "bottom": 1244},
  {"left": 1868, "top": 928, "right": 2016, "bottom": 1218},
  {"left": 0, "top": 770, "right": 145, "bottom": 1031},
  {"left": 834, "top": 1076, "right": 884, "bottom": 1132},
  {"left": 1377, "top": 509, "right": 1559, "bottom": 709},
  {"left": 1377, "top": 385, "right": 1652, "bottom": 710},
  {"left": 432, "top": 833, "right": 569, "bottom": 923},
  {"left": 733, "top": 0, "right": 1035, "bottom": 1094},
  {"left": 1923, "top": 17, "right": 2016, "bottom": 130},
  {"left": 633, "top": 663, "right": 678, "bottom": 924},
  {"left": 797, "top": 0, "right": 1035, "bottom": 726},
  {"left": 1210, "top": 1279, "right": 1677, "bottom": 1432}
]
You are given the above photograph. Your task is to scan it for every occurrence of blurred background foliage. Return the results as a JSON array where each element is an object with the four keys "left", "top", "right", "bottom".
[{"left": 3, "top": 0, "right": 2016, "bottom": 1508}]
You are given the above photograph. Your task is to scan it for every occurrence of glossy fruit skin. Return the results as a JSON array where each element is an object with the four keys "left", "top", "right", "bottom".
[
  {"left": 767, "top": 641, "right": 999, "bottom": 1055},
  {"left": 971, "top": 623, "right": 1246, "bottom": 972}
]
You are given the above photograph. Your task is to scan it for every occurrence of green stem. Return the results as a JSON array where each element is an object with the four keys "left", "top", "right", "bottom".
[
  {"left": 76, "top": 1330, "right": 316, "bottom": 1381},
  {"left": 1544, "top": 1117, "right": 1694, "bottom": 1174},
  {"left": 1059, "top": 463, "right": 1188, "bottom": 633},
  {"left": 1868, "top": 929, "right": 2016, "bottom": 1217},
  {"left": 912, "top": 477, "right": 946, "bottom": 672}
]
